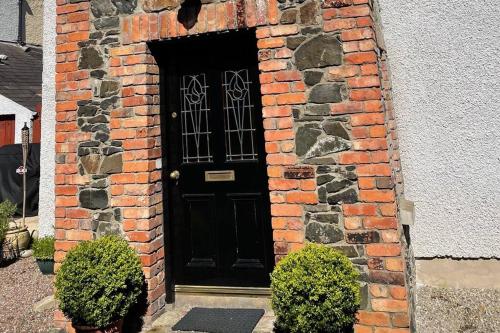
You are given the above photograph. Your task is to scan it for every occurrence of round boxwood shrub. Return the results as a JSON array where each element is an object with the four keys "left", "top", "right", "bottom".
[
  {"left": 55, "top": 235, "right": 144, "bottom": 328},
  {"left": 270, "top": 243, "right": 361, "bottom": 333}
]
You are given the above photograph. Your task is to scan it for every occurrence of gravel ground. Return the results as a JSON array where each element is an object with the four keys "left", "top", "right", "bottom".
[
  {"left": 416, "top": 286, "right": 500, "bottom": 333},
  {"left": 0, "top": 257, "right": 55, "bottom": 333}
]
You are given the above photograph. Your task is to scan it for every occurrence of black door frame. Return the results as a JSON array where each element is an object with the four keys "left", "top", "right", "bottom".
[{"left": 151, "top": 29, "right": 274, "bottom": 302}]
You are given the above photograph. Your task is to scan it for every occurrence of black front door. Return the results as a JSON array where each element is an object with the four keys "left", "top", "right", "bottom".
[{"left": 161, "top": 31, "right": 274, "bottom": 287}]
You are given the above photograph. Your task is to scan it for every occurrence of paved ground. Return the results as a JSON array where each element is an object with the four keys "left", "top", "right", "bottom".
[
  {"left": 0, "top": 257, "right": 55, "bottom": 333},
  {"left": 415, "top": 286, "right": 500, "bottom": 333},
  {"left": 8, "top": 217, "right": 499, "bottom": 333}
]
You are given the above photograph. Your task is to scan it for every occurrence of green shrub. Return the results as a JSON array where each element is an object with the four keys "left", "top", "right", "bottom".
[
  {"left": 55, "top": 236, "right": 144, "bottom": 328},
  {"left": 270, "top": 243, "right": 361, "bottom": 333},
  {"left": 32, "top": 236, "right": 55, "bottom": 260},
  {"left": 0, "top": 200, "right": 17, "bottom": 243}
]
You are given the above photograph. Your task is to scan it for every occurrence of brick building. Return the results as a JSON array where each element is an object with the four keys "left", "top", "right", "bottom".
[
  {"left": 50, "top": 0, "right": 413, "bottom": 330},
  {"left": 47, "top": 0, "right": 457, "bottom": 331}
]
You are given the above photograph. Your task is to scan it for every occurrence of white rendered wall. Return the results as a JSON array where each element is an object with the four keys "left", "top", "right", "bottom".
[
  {"left": 377, "top": 0, "right": 500, "bottom": 258},
  {"left": 0, "top": 0, "right": 18, "bottom": 42},
  {"left": 38, "top": 0, "right": 56, "bottom": 237},
  {"left": 0, "top": 94, "right": 35, "bottom": 143}
]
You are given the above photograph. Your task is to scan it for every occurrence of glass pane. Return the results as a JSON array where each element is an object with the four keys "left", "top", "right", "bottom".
[
  {"left": 180, "top": 73, "right": 212, "bottom": 163},
  {"left": 222, "top": 69, "right": 258, "bottom": 161}
]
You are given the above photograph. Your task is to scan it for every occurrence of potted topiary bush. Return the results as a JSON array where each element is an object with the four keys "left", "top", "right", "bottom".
[
  {"left": 32, "top": 236, "right": 55, "bottom": 274},
  {"left": 270, "top": 243, "right": 361, "bottom": 333},
  {"left": 0, "top": 200, "right": 29, "bottom": 261},
  {"left": 55, "top": 235, "right": 144, "bottom": 333}
]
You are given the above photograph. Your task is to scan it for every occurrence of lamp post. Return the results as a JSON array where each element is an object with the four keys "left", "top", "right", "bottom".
[{"left": 21, "top": 122, "right": 29, "bottom": 229}]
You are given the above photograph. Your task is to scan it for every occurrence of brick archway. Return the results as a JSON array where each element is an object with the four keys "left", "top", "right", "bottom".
[{"left": 54, "top": 0, "right": 412, "bottom": 331}]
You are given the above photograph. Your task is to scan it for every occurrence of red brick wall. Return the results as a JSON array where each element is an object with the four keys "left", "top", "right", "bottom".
[{"left": 54, "top": 0, "right": 411, "bottom": 331}]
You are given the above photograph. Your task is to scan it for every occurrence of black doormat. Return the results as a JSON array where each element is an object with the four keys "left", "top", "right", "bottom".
[{"left": 172, "top": 307, "right": 265, "bottom": 333}]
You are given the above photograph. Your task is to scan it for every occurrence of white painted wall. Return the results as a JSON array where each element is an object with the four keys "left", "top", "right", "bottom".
[
  {"left": 377, "top": 0, "right": 500, "bottom": 258},
  {"left": 38, "top": 0, "right": 57, "bottom": 237},
  {"left": 0, "top": 94, "right": 35, "bottom": 143}
]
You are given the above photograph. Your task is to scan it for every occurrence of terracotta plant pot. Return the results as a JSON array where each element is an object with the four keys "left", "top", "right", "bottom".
[
  {"left": 36, "top": 259, "right": 54, "bottom": 275},
  {"left": 74, "top": 319, "right": 123, "bottom": 333},
  {"left": 4, "top": 226, "right": 30, "bottom": 251}
]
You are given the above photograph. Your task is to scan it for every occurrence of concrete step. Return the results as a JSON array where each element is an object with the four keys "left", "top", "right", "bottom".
[
  {"left": 173, "top": 293, "right": 273, "bottom": 312},
  {"left": 146, "top": 292, "right": 275, "bottom": 333}
]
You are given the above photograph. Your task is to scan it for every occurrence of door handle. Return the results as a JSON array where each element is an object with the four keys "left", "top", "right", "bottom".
[{"left": 169, "top": 170, "right": 180, "bottom": 180}]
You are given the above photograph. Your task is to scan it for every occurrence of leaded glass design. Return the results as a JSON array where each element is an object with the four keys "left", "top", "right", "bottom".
[
  {"left": 222, "top": 69, "right": 258, "bottom": 161},
  {"left": 180, "top": 73, "right": 212, "bottom": 163}
]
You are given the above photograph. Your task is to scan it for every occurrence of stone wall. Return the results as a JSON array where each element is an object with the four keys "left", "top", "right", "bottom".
[{"left": 53, "top": 0, "right": 412, "bottom": 331}]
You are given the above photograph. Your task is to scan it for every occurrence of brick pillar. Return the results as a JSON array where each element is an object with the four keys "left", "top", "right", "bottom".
[
  {"left": 54, "top": 0, "right": 166, "bottom": 328},
  {"left": 323, "top": 1, "right": 411, "bottom": 331},
  {"left": 54, "top": 1, "right": 92, "bottom": 331},
  {"left": 108, "top": 44, "right": 165, "bottom": 318}
]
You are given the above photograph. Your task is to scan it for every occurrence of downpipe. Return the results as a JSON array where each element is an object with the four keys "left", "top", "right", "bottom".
[{"left": 17, "top": 0, "right": 25, "bottom": 45}]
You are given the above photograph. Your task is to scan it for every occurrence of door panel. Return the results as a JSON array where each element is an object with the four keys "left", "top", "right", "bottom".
[
  {"left": 226, "top": 193, "right": 266, "bottom": 270},
  {"left": 161, "top": 31, "right": 274, "bottom": 287},
  {"left": 183, "top": 194, "right": 217, "bottom": 269}
]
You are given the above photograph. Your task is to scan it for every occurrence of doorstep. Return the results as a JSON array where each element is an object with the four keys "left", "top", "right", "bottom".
[{"left": 145, "top": 293, "right": 275, "bottom": 333}]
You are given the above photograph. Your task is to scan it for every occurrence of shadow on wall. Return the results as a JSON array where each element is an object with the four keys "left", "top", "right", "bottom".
[{"left": 178, "top": 0, "right": 202, "bottom": 30}]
